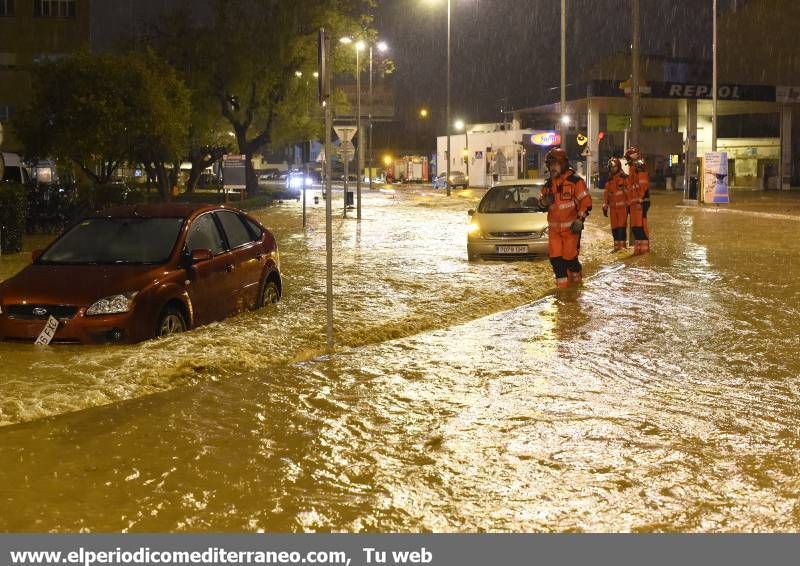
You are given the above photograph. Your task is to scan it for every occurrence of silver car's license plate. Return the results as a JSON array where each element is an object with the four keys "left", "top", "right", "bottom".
[{"left": 497, "top": 245, "right": 528, "bottom": 254}]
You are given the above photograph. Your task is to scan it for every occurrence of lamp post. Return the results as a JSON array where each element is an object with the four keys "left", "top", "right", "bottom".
[
  {"left": 355, "top": 40, "right": 365, "bottom": 220},
  {"left": 454, "top": 119, "right": 467, "bottom": 182},
  {"left": 712, "top": 0, "right": 718, "bottom": 151},
  {"left": 368, "top": 40, "right": 388, "bottom": 193},
  {"left": 560, "top": 0, "right": 566, "bottom": 142},
  {"left": 446, "top": 0, "right": 451, "bottom": 196}
]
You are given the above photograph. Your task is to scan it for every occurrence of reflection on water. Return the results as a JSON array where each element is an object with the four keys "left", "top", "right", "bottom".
[
  {"left": 0, "top": 189, "right": 593, "bottom": 425},
  {"left": 1, "top": 192, "right": 799, "bottom": 531}
]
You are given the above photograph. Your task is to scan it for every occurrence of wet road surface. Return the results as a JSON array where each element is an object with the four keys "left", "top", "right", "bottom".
[{"left": 1, "top": 189, "right": 799, "bottom": 531}]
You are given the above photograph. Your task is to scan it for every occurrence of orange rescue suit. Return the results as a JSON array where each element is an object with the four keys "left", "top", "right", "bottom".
[
  {"left": 540, "top": 170, "right": 592, "bottom": 286},
  {"left": 603, "top": 172, "right": 629, "bottom": 230},
  {"left": 626, "top": 166, "right": 650, "bottom": 253}
]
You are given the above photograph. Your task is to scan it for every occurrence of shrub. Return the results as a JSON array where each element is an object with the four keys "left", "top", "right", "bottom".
[
  {"left": 93, "top": 183, "right": 129, "bottom": 209},
  {"left": 0, "top": 182, "right": 28, "bottom": 253}
]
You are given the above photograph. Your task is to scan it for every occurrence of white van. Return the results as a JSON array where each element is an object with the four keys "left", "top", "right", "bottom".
[{"left": 1, "top": 152, "right": 31, "bottom": 185}]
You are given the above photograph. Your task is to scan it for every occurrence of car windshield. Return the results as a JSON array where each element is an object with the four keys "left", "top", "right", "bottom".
[
  {"left": 39, "top": 217, "right": 185, "bottom": 264},
  {"left": 2, "top": 166, "right": 26, "bottom": 184},
  {"left": 479, "top": 184, "right": 544, "bottom": 213}
]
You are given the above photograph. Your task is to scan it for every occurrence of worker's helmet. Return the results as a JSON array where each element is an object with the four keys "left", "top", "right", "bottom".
[
  {"left": 607, "top": 157, "right": 622, "bottom": 173},
  {"left": 624, "top": 146, "right": 641, "bottom": 162},
  {"left": 545, "top": 147, "right": 569, "bottom": 170}
]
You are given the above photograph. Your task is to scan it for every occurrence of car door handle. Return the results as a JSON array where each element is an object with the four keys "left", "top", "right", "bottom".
[{"left": 225, "top": 263, "right": 235, "bottom": 273}]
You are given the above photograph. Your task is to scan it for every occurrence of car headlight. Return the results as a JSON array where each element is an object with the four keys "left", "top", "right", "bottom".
[
  {"left": 85, "top": 292, "right": 138, "bottom": 316},
  {"left": 467, "top": 223, "right": 482, "bottom": 238}
]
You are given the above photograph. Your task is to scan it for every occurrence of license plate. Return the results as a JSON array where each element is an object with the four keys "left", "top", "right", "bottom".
[
  {"left": 34, "top": 315, "right": 60, "bottom": 346},
  {"left": 497, "top": 245, "right": 528, "bottom": 254}
]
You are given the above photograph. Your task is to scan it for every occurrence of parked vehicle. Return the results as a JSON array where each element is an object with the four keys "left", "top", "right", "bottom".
[
  {"left": 286, "top": 170, "right": 314, "bottom": 191},
  {"left": 0, "top": 203, "right": 281, "bottom": 344},
  {"left": 197, "top": 172, "right": 221, "bottom": 189},
  {"left": 466, "top": 179, "right": 548, "bottom": 261},
  {"left": 433, "top": 170, "right": 468, "bottom": 190},
  {"left": 261, "top": 168, "right": 282, "bottom": 180},
  {"left": 390, "top": 155, "right": 429, "bottom": 183},
  {"left": 1, "top": 152, "right": 32, "bottom": 185}
]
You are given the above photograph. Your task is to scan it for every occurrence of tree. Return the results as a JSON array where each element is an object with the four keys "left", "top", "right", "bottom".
[
  {"left": 142, "top": 8, "right": 233, "bottom": 193},
  {"left": 125, "top": 50, "right": 191, "bottom": 201},
  {"left": 14, "top": 50, "right": 191, "bottom": 200},
  {"left": 201, "top": 0, "right": 370, "bottom": 196},
  {"left": 14, "top": 50, "right": 132, "bottom": 185}
]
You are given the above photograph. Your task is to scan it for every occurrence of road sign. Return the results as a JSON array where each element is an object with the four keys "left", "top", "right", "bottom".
[
  {"left": 337, "top": 141, "right": 355, "bottom": 161},
  {"left": 333, "top": 126, "right": 357, "bottom": 142},
  {"left": 222, "top": 154, "right": 247, "bottom": 190},
  {"left": 581, "top": 148, "right": 592, "bottom": 157}
]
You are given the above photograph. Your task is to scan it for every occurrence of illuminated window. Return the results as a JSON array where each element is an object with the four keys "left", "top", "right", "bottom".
[
  {"left": 0, "top": 0, "right": 14, "bottom": 16},
  {"left": 34, "top": 0, "right": 76, "bottom": 18}
]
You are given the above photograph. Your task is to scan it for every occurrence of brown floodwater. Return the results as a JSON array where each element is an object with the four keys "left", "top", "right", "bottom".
[{"left": 0, "top": 190, "right": 798, "bottom": 531}]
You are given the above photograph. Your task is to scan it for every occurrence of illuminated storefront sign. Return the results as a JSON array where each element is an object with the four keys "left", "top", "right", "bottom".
[{"left": 530, "top": 131, "right": 561, "bottom": 146}]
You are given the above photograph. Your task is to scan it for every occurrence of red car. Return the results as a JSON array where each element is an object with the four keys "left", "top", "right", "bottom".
[{"left": 0, "top": 203, "right": 281, "bottom": 344}]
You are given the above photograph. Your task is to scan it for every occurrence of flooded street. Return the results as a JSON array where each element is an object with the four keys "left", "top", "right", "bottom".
[
  {"left": 0, "top": 187, "right": 579, "bottom": 426},
  {"left": 1, "top": 189, "right": 800, "bottom": 531}
]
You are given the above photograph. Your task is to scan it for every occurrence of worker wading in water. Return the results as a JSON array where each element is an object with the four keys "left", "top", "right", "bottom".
[
  {"left": 539, "top": 148, "right": 592, "bottom": 288},
  {"left": 602, "top": 157, "right": 629, "bottom": 251},
  {"left": 624, "top": 146, "right": 651, "bottom": 254}
]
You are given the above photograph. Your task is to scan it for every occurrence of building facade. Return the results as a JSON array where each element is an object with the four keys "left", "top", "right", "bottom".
[{"left": 0, "top": 0, "right": 91, "bottom": 152}]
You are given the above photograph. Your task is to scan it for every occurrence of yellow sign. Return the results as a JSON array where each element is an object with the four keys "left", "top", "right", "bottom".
[
  {"left": 642, "top": 117, "right": 672, "bottom": 128},
  {"left": 607, "top": 115, "right": 630, "bottom": 131},
  {"left": 576, "top": 134, "right": 588, "bottom": 146},
  {"left": 619, "top": 78, "right": 652, "bottom": 95}
]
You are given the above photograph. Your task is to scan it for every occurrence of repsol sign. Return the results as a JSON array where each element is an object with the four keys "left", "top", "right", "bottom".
[{"left": 656, "top": 83, "right": 775, "bottom": 101}]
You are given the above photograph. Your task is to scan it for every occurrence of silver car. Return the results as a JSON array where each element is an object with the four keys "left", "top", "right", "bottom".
[
  {"left": 433, "top": 170, "right": 468, "bottom": 189},
  {"left": 466, "top": 179, "right": 548, "bottom": 261}
]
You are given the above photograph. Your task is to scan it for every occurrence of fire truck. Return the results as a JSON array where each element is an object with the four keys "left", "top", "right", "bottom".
[{"left": 387, "top": 155, "right": 429, "bottom": 183}]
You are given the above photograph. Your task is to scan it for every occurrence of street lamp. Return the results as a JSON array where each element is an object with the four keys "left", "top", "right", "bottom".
[
  {"left": 355, "top": 40, "right": 365, "bottom": 220},
  {"left": 423, "top": 0, "right": 453, "bottom": 195},
  {"left": 368, "top": 39, "right": 389, "bottom": 194},
  {"left": 339, "top": 35, "right": 366, "bottom": 219},
  {"left": 419, "top": 108, "right": 429, "bottom": 118},
  {"left": 454, "top": 119, "right": 468, "bottom": 181}
]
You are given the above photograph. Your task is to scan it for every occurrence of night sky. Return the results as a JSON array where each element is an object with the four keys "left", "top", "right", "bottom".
[{"left": 92, "top": 0, "right": 743, "bottom": 152}]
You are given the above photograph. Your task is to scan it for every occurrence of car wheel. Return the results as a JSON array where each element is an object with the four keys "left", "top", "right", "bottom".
[
  {"left": 258, "top": 280, "right": 280, "bottom": 308},
  {"left": 156, "top": 306, "right": 187, "bottom": 338}
]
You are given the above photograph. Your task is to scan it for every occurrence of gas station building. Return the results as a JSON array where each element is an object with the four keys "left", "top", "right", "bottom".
[{"left": 510, "top": 79, "right": 799, "bottom": 192}]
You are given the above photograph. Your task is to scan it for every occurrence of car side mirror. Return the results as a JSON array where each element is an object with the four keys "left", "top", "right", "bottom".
[
  {"left": 468, "top": 209, "right": 475, "bottom": 216},
  {"left": 31, "top": 249, "right": 43, "bottom": 262},
  {"left": 190, "top": 248, "right": 213, "bottom": 264}
]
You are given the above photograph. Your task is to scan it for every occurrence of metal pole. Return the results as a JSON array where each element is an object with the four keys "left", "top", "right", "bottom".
[
  {"left": 712, "top": 0, "right": 718, "bottom": 151},
  {"left": 464, "top": 129, "right": 469, "bottom": 181},
  {"left": 323, "top": 30, "right": 334, "bottom": 352},
  {"left": 368, "top": 45, "right": 374, "bottom": 192},
  {"left": 356, "top": 47, "right": 362, "bottom": 220},
  {"left": 560, "top": 0, "right": 566, "bottom": 142},
  {"left": 446, "top": 0, "right": 451, "bottom": 197},
  {"left": 632, "top": 0, "right": 641, "bottom": 147},
  {"left": 343, "top": 145, "right": 349, "bottom": 218}
]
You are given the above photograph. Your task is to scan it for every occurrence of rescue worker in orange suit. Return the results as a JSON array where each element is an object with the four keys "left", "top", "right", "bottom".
[
  {"left": 539, "top": 148, "right": 592, "bottom": 288},
  {"left": 602, "top": 157, "right": 629, "bottom": 251},
  {"left": 624, "top": 146, "right": 651, "bottom": 254}
]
